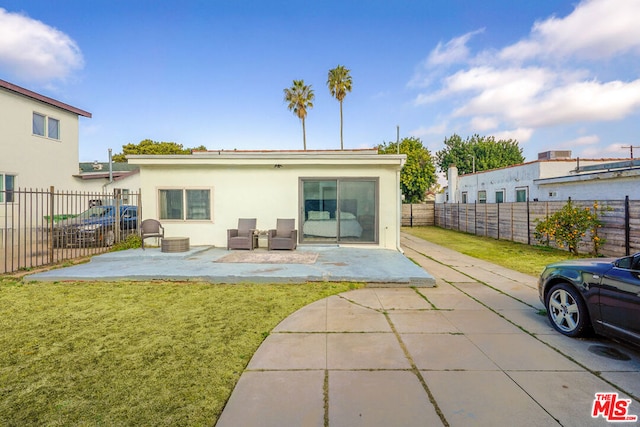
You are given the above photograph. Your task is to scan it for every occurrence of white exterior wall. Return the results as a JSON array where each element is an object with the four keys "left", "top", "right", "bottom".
[
  {"left": 75, "top": 173, "right": 141, "bottom": 196},
  {"left": 536, "top": 170, "right": 640, "bottom": 201},
  {"left": 131, "top": 153, "right": 404, "bottom": 249},
  {"left": 441, "top": 159, "right": 638, "bottom": 203},
  {"left": 0, "top": 87, "right": 81, "bottom": 190},
  {"left": 456, "top": 162, "right": 542, "bottom": 203}
]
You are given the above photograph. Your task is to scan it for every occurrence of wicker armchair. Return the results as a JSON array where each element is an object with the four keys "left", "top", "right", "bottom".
[
  {"left": 268, "top": 218, "right": 297, "bottom": 250},
  {"left": 140, "top": 219, "right": 164, "bottom": 250},
  {"left": 227, "top": 218, "right": 257, "bottom": 250}
]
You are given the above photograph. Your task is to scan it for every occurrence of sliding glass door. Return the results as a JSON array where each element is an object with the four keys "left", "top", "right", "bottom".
[{"left": 300, "top": 178, "right": 377, "bottom": 244}]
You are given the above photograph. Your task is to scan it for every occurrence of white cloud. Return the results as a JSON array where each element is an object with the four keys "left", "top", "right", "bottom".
[
  {"left": 491, "top": 128, "right": 534, "bottom": 143},
  {"left": 0, "top": 8, "right": 84, "bottom": 83},
  {"left": 579, "top": 144, "right": 620, "bottom": 158},
  {"left": 411, "top": 0, "right": 640, "bottom": 150},
  {"left": 562, "top": 135, "right": 600, "bottom": 147},
  {"left": 427, "top": 29, "right": 484, "bottom": 67},
  {"left": 409, "top": 29, "right": 483, "bottom": 88},
  {"left": 508, "top": 79, "right": 640, "bottom": 127},
  {"left": 410, "top": 122, "right": 448, "bottom": 137},
  {"left": 469, "top": 116, "right": 498, "bottom": 131},
  {"left": 500, "top": 0, "right": 640, "bottom": 62}
]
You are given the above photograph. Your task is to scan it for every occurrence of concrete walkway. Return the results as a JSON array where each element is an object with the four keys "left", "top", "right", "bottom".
[{"left": 216, "top": 233, "right": 640, "bottom": 427}]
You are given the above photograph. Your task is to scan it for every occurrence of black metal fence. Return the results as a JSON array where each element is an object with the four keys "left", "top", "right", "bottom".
[{"left": 1, "top": 187, "right": 141, "bottom": 274}]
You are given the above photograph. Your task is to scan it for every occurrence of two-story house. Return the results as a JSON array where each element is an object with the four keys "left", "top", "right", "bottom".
[{"left": 0, "top": 79, "right": 92, "bottom": 195}]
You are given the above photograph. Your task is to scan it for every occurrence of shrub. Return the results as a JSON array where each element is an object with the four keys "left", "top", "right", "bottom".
[
  {"left": 111, "top": 233, "right": 142, "bottom": 251},
  {"left": 534, "top": 200, "right": 608, "bottom": 255}
]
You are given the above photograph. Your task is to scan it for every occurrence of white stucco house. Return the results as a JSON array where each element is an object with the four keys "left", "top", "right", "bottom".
[
  {"left": 439, "top": 151, "right": 640, "bottom": 203},
  {"left": 128, "top": 149, "right": 406, "bottom": 250},
  {"left": 0, "top": 79, "right": 92, "bottom": 193}
]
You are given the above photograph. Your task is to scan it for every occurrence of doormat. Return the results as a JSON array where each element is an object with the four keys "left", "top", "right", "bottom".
[{"left": 216, "top": 251, "right": 319, "bottom": 264}]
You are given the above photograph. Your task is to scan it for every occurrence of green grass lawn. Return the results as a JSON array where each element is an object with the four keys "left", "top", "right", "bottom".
[
  {"left": 402, "top": 226, "right": 589, "bottom": 276},
  {"left": 0, "top": 278, "right": 359, "bottom": 426}
]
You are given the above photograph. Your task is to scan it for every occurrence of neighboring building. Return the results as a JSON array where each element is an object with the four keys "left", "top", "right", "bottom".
[
  {"left": 74, "top": 161, "right": 140, "bottom": 201},
  {"left": 0, "top": 79, "right": 92, "bottom": 193},
  {"left": 438, "top": 151, "right": 640, "bottom": 203},
  {"left": 128, "top": 149, "right": 406, "bottom": 250}
]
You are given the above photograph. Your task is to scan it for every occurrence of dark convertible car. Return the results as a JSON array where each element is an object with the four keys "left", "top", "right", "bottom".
[{"left": 538, "top": 253, "right": 640, "bottom": 347}]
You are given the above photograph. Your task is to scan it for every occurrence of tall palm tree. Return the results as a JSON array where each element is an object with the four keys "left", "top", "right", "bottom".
[
  {"left": 327, "top": 65, "right": 352, "bottom": 150},
  {"left": 284, "top": 79, "right": 315, "bottom": 150}
]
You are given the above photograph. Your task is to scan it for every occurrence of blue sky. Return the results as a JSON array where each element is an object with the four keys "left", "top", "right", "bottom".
[{"left": 2, "top": 0, "right": 640, "bottom": 165}]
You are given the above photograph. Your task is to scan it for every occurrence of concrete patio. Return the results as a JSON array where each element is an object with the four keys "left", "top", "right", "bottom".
[{"left": 25, "top": 245, "right": 435, "bottom": 286}]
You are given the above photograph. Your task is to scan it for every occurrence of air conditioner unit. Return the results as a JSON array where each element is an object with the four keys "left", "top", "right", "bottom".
[{"left": 538, "top": 151, "right": 572, "bottom": 160}]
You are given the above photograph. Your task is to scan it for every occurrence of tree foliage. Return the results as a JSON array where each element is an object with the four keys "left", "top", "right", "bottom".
[
  {"left": 327, "top": 65, "right": 352, "bottom": 150},
  {"left": 378, "top": 137, "right": 436, "bottom": 203},
  {"left": 534, "top": 200, "right": 609, "bottom": 255},
  {"left": 112, "top": 139, "right": 207, "bottom": 162},
  {"left": 435, "top": 134, "right": 524, "bottom": 175},
  {"left": 284, "top": 79, "right": 314, "bottom": 150}
]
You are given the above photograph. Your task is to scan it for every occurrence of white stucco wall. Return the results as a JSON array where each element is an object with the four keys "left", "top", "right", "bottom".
[
  {"left": 441, "top": 159, "right": 639, "bottom": 203},
  {"left": 74, "top": 173, "right": 141, "bottom": 196},
  {"left": 0, "top": 86, "right": 82, "bottom": 190},
  {"left": 129, "top": 152, "right": 405, "bottom": 250},
  {"left": 536, "top": 169, "right": 640, "bottom": 201}
]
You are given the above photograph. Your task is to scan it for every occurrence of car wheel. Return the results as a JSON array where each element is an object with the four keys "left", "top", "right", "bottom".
[
  {"left": 545, "top": 283, "right": 590, "bottom": 337},
  {"left": 102, "top": 229, "right": 115, "bottom": 247}
]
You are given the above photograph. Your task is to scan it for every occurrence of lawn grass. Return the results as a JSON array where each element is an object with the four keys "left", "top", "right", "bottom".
[
  {"left": 0, "top": 278, "right": 359, "bottom": 425},
  {"left": 402, "top": 226, "right": 589, "bottom": 276}
]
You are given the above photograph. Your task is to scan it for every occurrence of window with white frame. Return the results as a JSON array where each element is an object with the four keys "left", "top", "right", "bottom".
[
  {"left": 478, "top": 190, "right": 487, "bottom": 204},
  {"left": 461, "top": 192, "right": 468, "bottom": 203},
  {"left": 32, "top": 112, "right": 60, "bottom": 140},
  {"left": 0, "top": 174, "right": 16, "bottom": 203},
  {"left": 159, "top": 188, "right": 211, "bottom": 220},
  {"left": 495, "top": 190, "right": 504, "bottom": 203}
]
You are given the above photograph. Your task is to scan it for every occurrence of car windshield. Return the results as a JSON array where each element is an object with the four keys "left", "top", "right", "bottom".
[{"left": 77, "top": 206, "right": 110, "bottom": 219}]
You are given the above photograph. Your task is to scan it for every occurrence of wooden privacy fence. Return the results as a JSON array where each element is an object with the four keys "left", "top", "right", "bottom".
[
  {"left": 402, "top": 202, "right": 435, "bottom": 227},
  {"left": 433, "top": 197, "right": 640, "bottom": 257},
  {"left": 1, "top": 187, "right": 141, "bottom": 274}
]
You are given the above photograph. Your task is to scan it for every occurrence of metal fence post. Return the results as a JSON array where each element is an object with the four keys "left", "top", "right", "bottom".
[
  {"left": 625, "top": 195, "right": 630, "bottom": 256},
  {"left": 49, "top": 186, "right": 54, "bottom": 265}
]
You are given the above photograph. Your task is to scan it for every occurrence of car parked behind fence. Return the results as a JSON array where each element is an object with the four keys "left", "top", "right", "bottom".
[{"left": 52, "top": 205, "right": 138, "bottom": 248}]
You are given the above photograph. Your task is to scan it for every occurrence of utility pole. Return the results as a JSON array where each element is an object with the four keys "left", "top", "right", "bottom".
[
  {"left": 396, "top": 125, "right": 400, "bottom": 154},
  {"left": 621, "top": 145, "right": 640, "bottom": 158}
]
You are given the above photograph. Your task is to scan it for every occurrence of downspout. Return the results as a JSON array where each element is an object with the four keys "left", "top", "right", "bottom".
[
  {"left": 396, "top": 158, "right": 405, "bottom": 254},
  {"left": 108, "top": 149, "right": 113, "bottom": 184},
  {"left": 101, "top": 149, "right": 115, "bottom": 192}
]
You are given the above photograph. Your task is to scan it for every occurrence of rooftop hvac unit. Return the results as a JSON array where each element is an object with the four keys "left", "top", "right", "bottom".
[{"left": 538, "top": 151, "right": 572, "bottom": 160}]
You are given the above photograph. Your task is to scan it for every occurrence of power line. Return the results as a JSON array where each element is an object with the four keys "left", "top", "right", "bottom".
[{"left": 621, "top": 145, "right": 640, "bottom": 159}]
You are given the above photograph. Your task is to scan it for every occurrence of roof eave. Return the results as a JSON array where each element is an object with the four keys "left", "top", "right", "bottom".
[{"left": 0, "top": 79, "right": 92, "bottom": 118}]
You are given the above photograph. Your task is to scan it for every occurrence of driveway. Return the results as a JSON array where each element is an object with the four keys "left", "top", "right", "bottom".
[{"left": 216, "top": 232, "right": 640, "bottom": 426}]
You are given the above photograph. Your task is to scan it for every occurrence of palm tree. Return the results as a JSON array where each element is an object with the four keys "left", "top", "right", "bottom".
[
  {"left": 327, "top": 65, "right": 352, "bottom": 150},
  {"left": 284, "top": 79, "right": 315, "bottom": 150}
]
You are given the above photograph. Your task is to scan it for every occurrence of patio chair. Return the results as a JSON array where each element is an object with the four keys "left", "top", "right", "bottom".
[
  {"left": 227, "top": 218, "right": 257, "bottom": 250},
  {"left": 140, "top": 219, "right": 164, "bottom": 250},
  {"left": 268, "top": 218, "right": 297, "bottom": 250}
]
